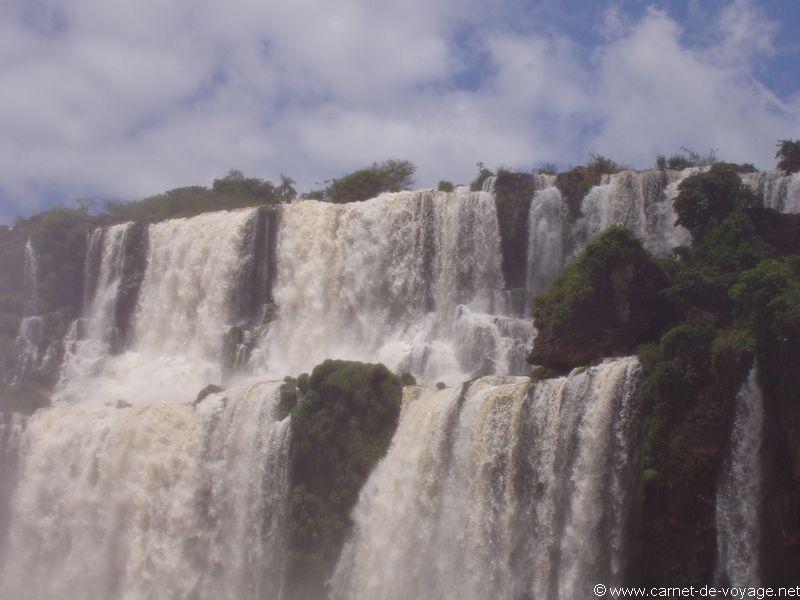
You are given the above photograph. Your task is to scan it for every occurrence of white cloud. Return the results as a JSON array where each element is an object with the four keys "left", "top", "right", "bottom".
[{"left": 0, "top": 0, "right": 797, "bottom": 221}]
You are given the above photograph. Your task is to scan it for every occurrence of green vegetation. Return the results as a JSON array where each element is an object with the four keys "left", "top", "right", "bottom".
[
  {"left": 285, "top": 359, "right": 403, "bottom": 597},
  {"left": 106, "top": 170, "right": 283, "bottom": 222},
  {"left": 673, "top": 164, "right": 760, "bottom": 242},
  {"left": 776, "top": 139, "right": 800, "bottom": 174},
  {"left": 587, "top": 153, "right": 629, "bottom": 174},
  {"left": 437, "top": 180, "right": 454, "bottom": 192},
  {"left": 536, "top": 163, "right": 558, "bottom": 176},
  {"left": 325, "top": 159, "right": 416, "bottom": 203},
  {"left": 631, "top": 164, "right": 800, "bottom": 583},
  {"left": 533, "top": 227, "right": 655, "bottom": 329},
  {"left": 469, "top": 162, "right": 494, "bottom": 191}
]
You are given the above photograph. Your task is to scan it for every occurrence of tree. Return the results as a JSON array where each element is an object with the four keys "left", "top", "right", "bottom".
[
  {"left": 379, "top": 159, "right": 416, "bottom": 192},
  {"left": 587, "top": 153, "right": 629, "bottom": 174},
  {"left": 277, "top": 174, "right": 297, "bottom": 201},
  {"left": 673, "top": 164, "right": 759, "bottom": 242},
  {"left": 437, "top": 180, "right": 454, "bottom": 192},
  {"left": 469, "top": 162, "right": 494, "bottom": 191},
  {"left": 326, "top": 159, "right": 416, "bottom": 203},
  {"left": 776, "top": 139, "right": 800, "bottom": 174},
  {"left": 536, "top": 163, "right": 558, "bottom": 176}
]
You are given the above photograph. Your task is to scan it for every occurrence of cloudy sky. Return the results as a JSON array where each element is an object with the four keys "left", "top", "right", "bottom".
[{"left": 1, "top": 0, "right": 799, "bottom": 222}]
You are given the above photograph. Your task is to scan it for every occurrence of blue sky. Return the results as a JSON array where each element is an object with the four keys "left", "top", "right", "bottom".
[{"left": 0, "top": 0, "right": 798, "bottom": 223}]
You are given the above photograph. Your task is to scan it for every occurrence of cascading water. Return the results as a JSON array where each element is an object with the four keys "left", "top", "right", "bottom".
[
  {"left": 332, "top": 356, "right": 641, "bottom": 600},
  {"left": 0, "top": 381, "right": 290, "bottom": 600},
  {"left": 6, "top": 163, "right": 794, "bottom": 599},
  {"left": 251, "top": 189, "right": 532, "bottom": 384},
  {"left": 56, "top": 208, "right": 257, "bottom": 404},
  {"left": 573, "top": 169, "right": 691, "bottom": 257},
  {"left": 524, "top": 169, "right": 695, "bottom": 306},
  {"left": 11, "top": 239, "right": 43, "bottom": 385},
  {"left": 527, "top": 186, "right": 566, "bottom": 297},
  {"left": 715, "top": 366, "right": 764, "bottom": 587},
  {"left": 58, "top": 223, "right": 134, "bottom": 390},
  {"left": 742, "top": 170, "right": 800, "bottom": 213}
]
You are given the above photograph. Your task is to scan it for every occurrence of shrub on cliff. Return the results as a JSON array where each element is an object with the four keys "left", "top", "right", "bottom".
[
  {"left": 529, "top": 226, "right": 670, "bottom": 367},
  {"left": 326, "top": 159, "right": 416, "bottom": 203},
  {"left": 673, "top": 164, "right": 760, "bottom": 242},
  {"left": 776, "top": 139, "right": 800, "bottom": 174},
  {"left": 664, "top": 212, "right": 773, "bottom": 319},
  {"left": 286, "top": 359, "right": 403, "bottom": 596}
]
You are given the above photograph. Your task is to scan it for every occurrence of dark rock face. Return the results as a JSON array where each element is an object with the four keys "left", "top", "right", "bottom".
[
  {"left": 114, "top": 222, "right": 148, "bottom": 351},
  {"left": 493, "top": 171, "right": 537, "bottom": 290},
  {"left": 746, "top": 207, "right": 800, "bottom": 257},
  {"left": 194, "top": 384, "right": 225, "bottom": 406},
  {"left": 756, "top": 329, "right": 800, "bottom": 583},
  {"left": 529, "top": 227, "right": 670, "bottom": 368}
]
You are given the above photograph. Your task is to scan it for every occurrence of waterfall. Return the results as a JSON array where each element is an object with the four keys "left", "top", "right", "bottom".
[
  {"left": 715, "top": 366, "right": 764, "bottom": 586},
  {"left": 525, "top": 169, "right": 695, "bottom": 306},
  {"left": 20, "top": 239, "right": 38, "bottom": 317},
  {"left": 573, "top": 169, "right": 691, "bottom": 257},
  {"left": 251, "top": 190, "right": 531, "bottom": 383},
  {"left": 58, "top": 223, "right": 135, "bottom": 390},
  {"left": 527, "top": 186, "right": 566, "bottom": 297},
  {"left": 11, "top": 240, "right": 43, "bottom": 384},
  {"left": 332, "top": 356, "right": 641, "bottom": 600},
  {"left": 742, "top": 170, "right": 800, "bottom": 213},
  {"left": 56, "top": 209, "right": 257, "bottom": 404},
  {"left": 0, "top": 381, "right": 290, "bottom": 600}
]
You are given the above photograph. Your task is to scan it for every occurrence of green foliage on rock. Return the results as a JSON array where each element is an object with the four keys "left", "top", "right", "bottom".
[
  {"left": 674, "top": 164, "right": 760, "bottom": 242},
  {"left": 326, "top": 159, "right": 416, "bottom": 203},
  {"left": 534, "top": 227, "right": 660, "bottom": 328},
  {"left": 436, "top": 180, "right": 454, "bottom": 192},
  {"left": 776, "top": 139, "right": 800, "bottom": 174},
  {"left": 530, "top": 227, "right": 670, "bottom": 367},
  {"left": 107, "top": 170, "right": 282, "bottom": 223},
  {"left": 587, "top": 153, "right": 629, "bottom": 174},
  {"left": 664, "top": 212, "right": 774, "bottom": 318},
  {"left": 286, "top": 359, "right": 403, "bottom": 597},
  {"left": 630, "top": 173, "right": 800, "bottom": 583}
]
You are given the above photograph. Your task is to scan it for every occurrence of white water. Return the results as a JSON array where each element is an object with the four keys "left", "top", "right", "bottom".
[
  {"left": 11, "top": 240, "right": 43, "bottom": 384},
  {"left": 332, "top": 356, "right": 641, "bottom": 600},
  {"left": 252, "top": 189, "right": 531, "bottom": 384},
  {"left": 573, "top": 169, "right": 691, "bottom": 257},
  {"left": 742, "top": 170, "right": 800, "bottom": 213},
  {"left": 57, "top": 209, "right": 256, "bottom": 404},
  {"left": 715, "top": 366, "right": 764, "bottom": 587},
  {"left": 58, "top": 223, "right": 134, "bottom": 391},
  {"left": 0, "top": 381, "right": 290, "bottom": 600},
  {"left": 527, "top": 186, "right": 566, "bottom": 297}
]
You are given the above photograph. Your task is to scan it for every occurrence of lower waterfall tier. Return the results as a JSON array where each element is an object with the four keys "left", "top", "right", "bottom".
[
  {"left": 332, "top": 356, "right": 641, "bottom": 600},
  {"left": 0, "top": 382, "right": 290, "bottom": 600}
]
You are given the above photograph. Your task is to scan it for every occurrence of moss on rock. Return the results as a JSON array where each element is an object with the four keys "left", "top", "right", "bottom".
[
  {"left": 286, "top": 359, "right": 403, "bottom": 598},
  {"left": 529, "top": 226, "right": 671, "bottom": 367}
]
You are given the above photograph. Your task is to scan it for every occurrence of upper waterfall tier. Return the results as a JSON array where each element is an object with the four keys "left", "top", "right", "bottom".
[
  {"left": 249, "top": 189, "right": 529, "bottom": 384},
  {"left": 40, "top": 165, "right": 798, "bottom": 403},
  {"left": 56, "top": 209, "right": 258, "bottom": 404}
]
